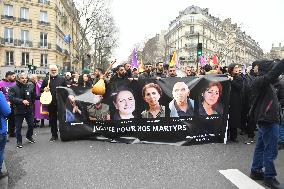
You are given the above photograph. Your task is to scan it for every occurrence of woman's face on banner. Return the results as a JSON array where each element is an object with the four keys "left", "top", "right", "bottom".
[
  {"left": 115, "top": 90, "right": 135, "bottom": 116},
  {"left": 144, "top": 87, "right": 160, "bottom": 106},
  {"left": 203, "top": 86, "right": 220, "bottom": 106}
]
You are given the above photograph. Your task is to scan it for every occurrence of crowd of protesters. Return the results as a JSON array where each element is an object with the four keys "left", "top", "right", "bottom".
[{"left": 0, "top": 59, "right": 284, "bottom": 188}]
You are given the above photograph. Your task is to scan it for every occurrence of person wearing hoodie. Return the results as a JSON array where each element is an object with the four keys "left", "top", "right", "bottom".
[
  {"left": 9, "top": 73, "right": 35, "bottom": 148},
  {"left": 249, "top": 59, "right": 284, "bottom": 189},
  {"left": 0, "top": 91, "right": 11, "bottom": 179}
]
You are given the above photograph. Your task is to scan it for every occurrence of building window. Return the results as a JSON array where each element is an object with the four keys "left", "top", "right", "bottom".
[
  {"left": 21, "top": 30, "right": 29, "bottom": 43},
  {"left": 4, "top": 28, "right": 13, "bottom": 43},
  {"left": 190, "top": 26, "right": 194, "bottom": 34},
  {"left": 190, "top": 16, "right": 194, "bottom": 23},
  {"left": 20, "top": 7, "right": 29, "bottom": 19},
  {"left": 40, "top": 32, "right": 48, "bottom": 47},
  {"left": 39, "top": 0, "right": 50, "bottom": 5},
  {"left": 40, "top": 11, "right": 48, "bottom": 22},
  {"left": 4, "top": 4, "right": 13, "bottom": 16},
  {"left": 22, "top": 53, "right": 29, "bottom": 66},
  {"left": 41, "top": 54, "right": 48, "bottom": 67},
  {"left": 6, "top": 51, "right": 14, "bottom": 65}
]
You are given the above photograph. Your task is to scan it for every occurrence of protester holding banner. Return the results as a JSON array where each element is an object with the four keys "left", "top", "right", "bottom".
[
  {"left": 139, "top": 62, "right": 156, "bottom": 79},
  {"left": 228, "top": 63, "right": 243, "bottom": 142},
  {"left": 41, "top": 65, "right": 67, "bottom": 142},
  {"left": 0, "top": 91, "right": 11, "bottom": 179},
  {"left": 167, "top": 66, "right": 177, "bottom": 77},
  {"left": 249, "top": 59, "right": 284, "bottom": 189},
  {"left": 154, "top": 62, "right": 167, "bottom": 79},
  {"left": 169, "top": 82, "right": 194, "bottom": 117},
  {"left": 112, "top": 87, "right": 135, "bottom": 120},
  {"left": 9, "top": 73, "right": 35, "bottom": 148},
  {"left": 141, "top": 83, "right": 165, "bottom": 118},
  {"left": 199, "top": 82, "right": 223, "bottom": 116}
]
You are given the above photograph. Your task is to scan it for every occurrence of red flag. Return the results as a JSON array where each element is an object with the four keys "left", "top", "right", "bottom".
[{"left": 212, "top": 54, "right": 218, "bottom": 65}]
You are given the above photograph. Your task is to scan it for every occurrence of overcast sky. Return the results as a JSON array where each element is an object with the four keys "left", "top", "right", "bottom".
[{"left": 109, "top": 0, "right": 284, "bottom": 63}]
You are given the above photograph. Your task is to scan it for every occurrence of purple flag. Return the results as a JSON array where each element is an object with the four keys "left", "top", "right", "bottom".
[
  {"left": 200, "top": 56, "right": 207, "bottom": 66},
  {"left": 131, "top": 48, "right": 139, "bottom": 68}
]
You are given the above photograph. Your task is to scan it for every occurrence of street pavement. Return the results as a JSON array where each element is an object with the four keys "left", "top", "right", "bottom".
[{"left": 4, "top": 126, "right": 284, "bottom": 189}]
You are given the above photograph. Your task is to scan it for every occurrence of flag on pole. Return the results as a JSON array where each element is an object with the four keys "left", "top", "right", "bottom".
[
  {"left": 212, "top": 54, "right": 219, "bottom": 65},
  {"left": 131, "top": 48, "right": 139, "bottom": 68},
  {"left": 169, "top": 51, "right": 177, "bottom": 67},
  {"left": 200, "top": 56, "right": 207, "bottom": 66},
  {"left": 64, "top": 34, "right": 71, "bottom": 43},
  {"left": 138, "top": 59, "right": 144, "bottom": 73}
]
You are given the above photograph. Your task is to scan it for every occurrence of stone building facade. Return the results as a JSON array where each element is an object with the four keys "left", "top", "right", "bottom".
[{"left": 0, "top": 0, "right": 86, "bottom": 75}]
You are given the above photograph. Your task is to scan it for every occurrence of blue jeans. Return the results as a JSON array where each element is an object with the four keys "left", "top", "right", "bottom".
[
  {"left": 0, "top": 133, "right": 7, "bottom": 173},
  {"left": 279, "top": 122, "right": 284, "bottom": 144},
  {"left": 251, "top": 122, "right": 279, "bottom": 178},
  {"left": 15, "top": 113, "right": 34, "bottom": 144}
]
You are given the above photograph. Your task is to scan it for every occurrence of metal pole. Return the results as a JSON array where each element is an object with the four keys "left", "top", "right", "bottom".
[
  {"left": 69, "top": 42, "right": 72, "bottom": 71},
  {"left": 196, "top": 32, "right": 200, "bottom": 74}
]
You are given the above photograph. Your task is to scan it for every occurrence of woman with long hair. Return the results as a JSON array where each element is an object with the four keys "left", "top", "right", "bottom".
[
  {"left": 199, "top": 82, "right": 223, "bottom": 115},
  {"left": 141, "top": 83, "right": 165, "bottom": 118}
]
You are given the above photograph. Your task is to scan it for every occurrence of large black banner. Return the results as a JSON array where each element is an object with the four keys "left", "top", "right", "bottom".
[{"left": 57, "top": 75, "right": 230, "bottom": 145}]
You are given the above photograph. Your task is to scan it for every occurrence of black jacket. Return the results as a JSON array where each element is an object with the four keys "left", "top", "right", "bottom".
[
  {"left": 9, "top": 81, "right": 35, "bottom": 115},
  {"left": 41, "top": 75, "right": 67, "bottom": 106},
  {"left": 249, "top": 59, "right": 284, "bottom": 124}
]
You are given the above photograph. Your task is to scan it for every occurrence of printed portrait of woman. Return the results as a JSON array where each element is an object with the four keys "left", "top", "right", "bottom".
[
  {"left": 66, "top": 94, "right": 82, "bottom": 122},
  {"left": 141, "top": 83, "right": 165, "bottom": 118},
  {"left": 112, "top": 87, "right": 136, "bottom": 120},
  {"left": 199, "top": 82, "right": 223, "bottom": 116}
]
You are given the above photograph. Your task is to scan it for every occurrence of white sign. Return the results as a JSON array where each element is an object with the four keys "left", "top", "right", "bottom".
[{"left": 0, "top": 66, "right": 49, "bottom": 79}]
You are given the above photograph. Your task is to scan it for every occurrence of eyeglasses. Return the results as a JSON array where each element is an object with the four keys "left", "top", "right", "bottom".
[{"left": 169, "top": 70, "right": 176, "bottom": 72}]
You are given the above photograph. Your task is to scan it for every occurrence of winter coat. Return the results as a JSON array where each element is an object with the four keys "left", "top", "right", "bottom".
[
  {"left": 9, "top": 81, "right": 35, "bottom": 115},
  {"left": 41, "top": 75, "right": 67, "bottom": 106},
  {"left": 0, "top": 91, "right": 11, "bottom": 134},
  {"left": 229, "top": 75, "right": 243, "bottom": 128},
  {"left": 249, "top": 59, "right": 284, "bottom": 124}
]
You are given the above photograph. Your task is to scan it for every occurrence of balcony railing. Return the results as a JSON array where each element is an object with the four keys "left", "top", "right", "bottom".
[
  {"left": 1, "top": 15, "right": 16, "bottom": 21},
  {"left": 38, "top": 20, "right": 50, "bottom": 26},
  {"left": 38, "top": 0, "right": 50, "bottom": 5},
  {"left": 19, "top": 40, "right": 33, "bottom": 47},
  {"left": 56, "top": 45, "right": 63, "bottom": 53},
  {"left": 18, "top": 18, "right": 32, "bottom": 23},
  {"left": 4, "top": 38, "right": 14, "bottom": 44},
  {"left": 38, "top": 42, "right": 51, "bottom": 49}
]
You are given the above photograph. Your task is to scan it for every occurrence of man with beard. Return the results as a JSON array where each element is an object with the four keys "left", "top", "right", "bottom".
[
  {"left": 124, "top": 63, "right": 132, "bottom": 78},
  {"left": 139, "top": 62, "right": 155, "bottom": 79},
  {"left": 154, "top": 62, "right": 167, "bottom": 79},
  {"left": 41, "top": 65, "right": 67, "bottom": 142},
  {"left": 9, "top": 73, "right": 35, "bottom": 148},
  {"left": 167, "top": 66, "right": 177, "bottom": 77},
  {"left": 0, "top": 71, "right": 16, "bottom": 137},
  {"left": 169, "top": 82, "right": 194, "bottom": 117},
  {"left": 92, "top": 68, "right": 103, "bottom": 85},
  {"left": 110, "top": 65, "right": 128, "bottom": 82}
]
